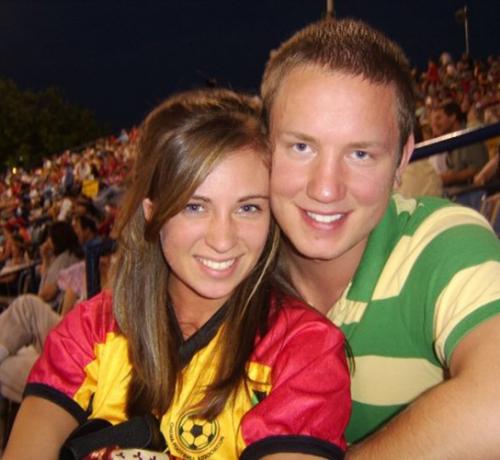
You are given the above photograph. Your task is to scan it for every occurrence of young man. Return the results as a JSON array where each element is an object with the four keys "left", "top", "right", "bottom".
[
  {"left": 262, "top": 19, "right": 500, "bottom": 459},
  {"left": 430, "top": 101, "right": 488, "bottom": 187}
]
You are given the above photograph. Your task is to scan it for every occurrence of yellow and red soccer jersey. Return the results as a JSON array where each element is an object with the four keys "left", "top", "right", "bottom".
[{"left": 26, "top": 290, "right": 350, "bottom": 459}]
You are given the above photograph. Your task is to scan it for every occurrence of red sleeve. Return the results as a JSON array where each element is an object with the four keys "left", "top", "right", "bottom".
[
  {"left": 25, "top": 291, "right": 116, "bottom": 423},
  {"left": 240, "top": 301, "right": 350, "bottom": 459}
]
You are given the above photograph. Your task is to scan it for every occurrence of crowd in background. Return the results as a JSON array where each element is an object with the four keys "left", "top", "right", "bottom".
[
  {"left": 0, "top": 129, "right": 138, "bottom": 411},
  {"left": 415, "top": 52, "right": 499, "bottom": 141},
  {"left": 0, "top": 130, "right": 136, "bottom": 297},
  {"left": 391, "top": 52, "right": 500, "bottom": 207}
]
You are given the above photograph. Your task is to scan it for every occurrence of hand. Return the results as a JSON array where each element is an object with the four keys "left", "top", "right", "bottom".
[
  {"left": 473, "top": 173, "right": 485, "bottom": 186},
  {"left": 40, "top": 238, "right": 54, "bottom": 259}
]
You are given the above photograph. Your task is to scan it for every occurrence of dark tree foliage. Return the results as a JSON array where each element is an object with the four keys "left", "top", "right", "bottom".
[{"left": 0, "top": 77, "right": 108, "bottom": 170}]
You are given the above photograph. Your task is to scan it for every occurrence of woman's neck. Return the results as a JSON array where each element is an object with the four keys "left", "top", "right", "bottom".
[{"left": 168, "top": 282, "right": 227, "bottom": 340}]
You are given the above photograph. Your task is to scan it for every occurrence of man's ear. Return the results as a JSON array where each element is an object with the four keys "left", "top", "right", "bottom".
[
  {"left": 142, "top": 198, "right": 154, "bottom": 222},
  {"left": 394, "top": 134, "right": 415, "bottom": 187}
]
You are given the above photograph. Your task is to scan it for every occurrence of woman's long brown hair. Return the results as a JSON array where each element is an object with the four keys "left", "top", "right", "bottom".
[{"left": 112, "top": 88, "right": 280, "bottom": 420}]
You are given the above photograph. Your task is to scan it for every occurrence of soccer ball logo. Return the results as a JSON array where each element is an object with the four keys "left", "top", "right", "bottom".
[{"left": 177, "top": 411, "right": 219, "bottom": 452}]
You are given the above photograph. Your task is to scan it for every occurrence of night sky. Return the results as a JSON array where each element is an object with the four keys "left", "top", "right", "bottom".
[{"left": 1, "top": 0, "right": 499, "bottom": 133}]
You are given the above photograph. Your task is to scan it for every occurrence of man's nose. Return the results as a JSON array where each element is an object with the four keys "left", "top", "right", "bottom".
[{"left": 306, "top": 155, "right": 346, "bottom": 203}]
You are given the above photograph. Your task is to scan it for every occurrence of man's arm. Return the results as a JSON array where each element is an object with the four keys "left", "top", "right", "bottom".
[
  {"left": 441, "top": 166, "right": 479, "bottom": 186},
  {"left": 347, "top": 314, "right": 500, "bottom": 459},
  {"left": 38, "top": 238, "right": 58, "bottom": 302},
  {"left": 38, "top": 279, "right": 59, "bottom": 302}
]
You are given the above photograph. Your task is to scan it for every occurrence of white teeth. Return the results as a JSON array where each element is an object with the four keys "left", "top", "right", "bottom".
[
  {"left": 198, "top": 257, "right": 236, "bottom": 271},
  {"left": 306, "top": 211, "right": 343, "bottom": 223}
]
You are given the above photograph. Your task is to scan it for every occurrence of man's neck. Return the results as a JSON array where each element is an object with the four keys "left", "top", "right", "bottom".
[{"left": 283, "top": 240, "right": 367, "bottom": 315}]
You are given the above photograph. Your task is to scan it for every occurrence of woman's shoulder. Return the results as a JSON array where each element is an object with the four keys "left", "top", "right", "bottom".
[
  {"left": 268, "top": 291, "right": 344, "bottom": 340},
  {"left": 251, "top": 290, "right": 347, "bottom": 375},
  {"left": 62, "top": 289, "right": 118, "bottom": 340}
]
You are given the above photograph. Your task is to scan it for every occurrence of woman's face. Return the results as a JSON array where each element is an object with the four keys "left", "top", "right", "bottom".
[{"left": 151, "top": 148, "right": 271, "bottom": 309}]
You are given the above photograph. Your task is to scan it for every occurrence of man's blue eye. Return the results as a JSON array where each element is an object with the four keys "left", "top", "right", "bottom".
[
  {"left": 353, "top": 150, "right": 369, "bottom": 160},
  {"left": 240, "top": 204, "right": 259, "bottom": 213}
]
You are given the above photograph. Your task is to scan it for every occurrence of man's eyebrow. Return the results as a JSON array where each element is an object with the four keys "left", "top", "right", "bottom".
[
  {"left": 278, "top": 132, "right": 390, "bottom": 150},
  {"left": 277, "top": 131, "right": 317, "bottom": 144},
  {"left": 345, "top": 141, "right": 391, "bottom": 150}
]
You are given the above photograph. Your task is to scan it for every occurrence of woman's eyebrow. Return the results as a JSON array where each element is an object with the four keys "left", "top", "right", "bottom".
[{"left": 237, "top": 194, "right": 269, "bottom": 203}]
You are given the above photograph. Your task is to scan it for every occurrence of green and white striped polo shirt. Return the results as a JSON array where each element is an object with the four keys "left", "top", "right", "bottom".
[{"left": 328, "top": 194, "right": 500, "bottom": 444}]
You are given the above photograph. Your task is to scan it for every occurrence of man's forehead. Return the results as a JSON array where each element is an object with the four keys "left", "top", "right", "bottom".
[
  {"left": 268, "top": 68, "right": 408, "bottom": 158},
  {"left": 272, "top": 64, "right": 398, "bottom": 109},
  {"left": 270, "top": 66, "right": 399, "bottom": 120}
]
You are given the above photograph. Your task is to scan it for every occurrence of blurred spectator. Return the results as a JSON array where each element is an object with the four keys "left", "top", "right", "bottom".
[
  {"left": 430, "top": 101, "right": 489, "bottom": 187},
  {"left": 37, "top": 221, "right": 83, "bottom": 308},
  {"left": 0, "top": 229, "right": 29, "bottom": 297},
  {"left": 0, "top": 251, "right": 113, "bottom": 402},
  {"left": 473, "top": 103, "right": 500, "bottom": 187},
  {"left": 71, "top": 214, "right": 101, "bottom": 253}
]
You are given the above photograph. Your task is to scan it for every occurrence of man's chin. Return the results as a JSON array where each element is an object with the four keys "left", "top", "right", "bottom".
[{"left": 283, "top": 237, "right": 341, "bottom": 263}]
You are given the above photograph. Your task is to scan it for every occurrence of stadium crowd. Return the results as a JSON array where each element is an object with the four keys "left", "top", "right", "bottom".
[
  {"left": 0, "top": 131, "right": 136, "bottom": 415},
  {"left": 0, "top": 131, "right": 135, "bottom": 290},
  {"left": 398, "top": 51, "right": 500, "bottom": 213},
  {"left": 415, "top": 52, "right": 499, "bottom": 139}
]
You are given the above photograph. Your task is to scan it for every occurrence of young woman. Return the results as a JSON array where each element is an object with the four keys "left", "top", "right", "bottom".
[
  {"left": 0, "top": 229, "right": 28, "bottom": 296},
  {"left": 37, "top": 221, "right": 84, "bottom": 307},
  {"left": 4, "top": 89, "right": 350, "bottom": 460}
]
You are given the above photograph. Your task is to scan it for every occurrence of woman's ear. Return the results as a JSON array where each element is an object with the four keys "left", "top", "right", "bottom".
[{"left": 142, "top": 198, "right": 154, "bottom": 222}]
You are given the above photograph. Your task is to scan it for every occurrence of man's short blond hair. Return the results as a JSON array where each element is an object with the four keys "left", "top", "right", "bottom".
[{"left": 261, "top": 19, "right": 416, "bottom": 151}]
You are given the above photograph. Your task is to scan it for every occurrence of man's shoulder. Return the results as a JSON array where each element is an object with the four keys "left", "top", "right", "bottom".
[
  {"left": 370, "top": 194, "right": 499, "bottom": 297},
  {"left": 390, "top": 194, "right": 490, "bottom": 237},
  {"left": 339, "top": 195, "right": 493, "bottom": 308},
  {"left": 455, "top": 141, "right": 488, "bottom": 155}
]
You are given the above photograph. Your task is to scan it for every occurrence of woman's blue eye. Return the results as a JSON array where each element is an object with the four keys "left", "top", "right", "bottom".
[
  {"left": 293, "top": 143, "right": 310, "bottom": 153},
  {"left": 185, "top": 203, "right": 203, "bottom": 213}
]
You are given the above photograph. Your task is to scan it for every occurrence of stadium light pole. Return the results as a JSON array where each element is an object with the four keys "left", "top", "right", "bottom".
[
  {"left": 464, "top": 6, "right": 470, "bottom": 55},
  {"left": 455, "top": 6, "right": 470, "bottom": 56},
  {"left": 326, "top": 0, "right": 335, "bottom": 18}
]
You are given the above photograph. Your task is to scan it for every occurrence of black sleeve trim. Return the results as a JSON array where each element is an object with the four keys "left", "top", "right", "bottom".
[
  {"left": 240, "top": 435, "right": 344, "bottom": 460},
  {"left": 24, "top": 382, "right": 88, "bottom": 425}
]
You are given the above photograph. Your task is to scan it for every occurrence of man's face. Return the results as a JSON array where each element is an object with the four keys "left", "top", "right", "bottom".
[
  {"left": 430, "top": 108, "right": 454, "bottom": 137},
  {"left": 269, "top": 65, "right": 413, "bottom": 264},
  {"left": 72, "top": 219, "right": 85, "bottom": 245}
]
